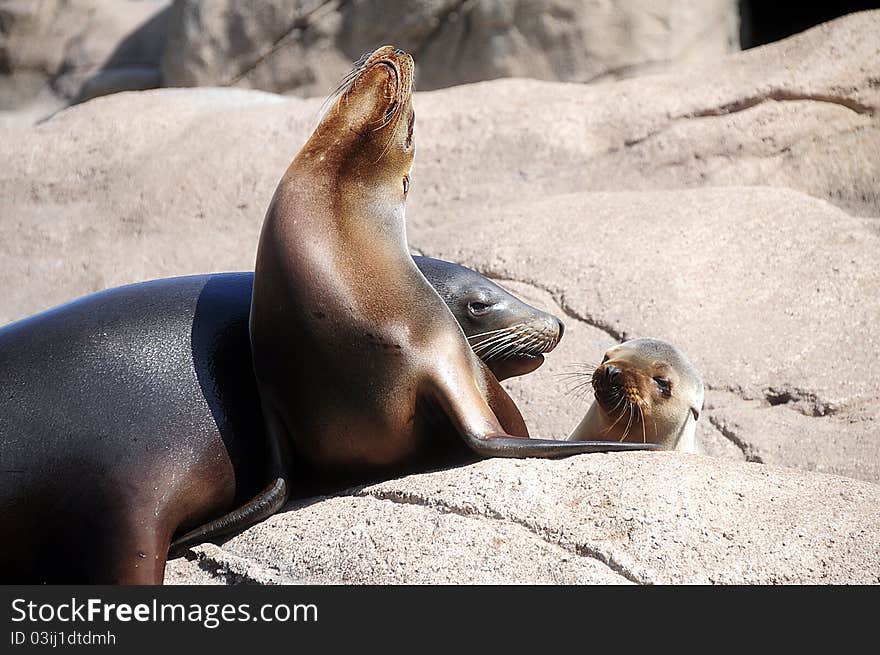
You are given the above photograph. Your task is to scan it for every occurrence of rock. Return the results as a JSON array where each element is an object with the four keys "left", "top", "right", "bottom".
[
  {"left": 2, "top": 12, "right": 876, "bottom": 318},
  {"left": 416, "top": 187, "right": 880, "bottom": 483},
  {"left": 165, "top": 454, "right": 880, "bottom": 584},
  {"left": 161, "top": 0, "right": 740, "bottom": 96},
  {"left": 53, "top": 0, "right": 171, "bottom": 104},
  {"left": 0, "top": 0, "right": 170, "bottom": 115},
  {"left": 1, "top": 12, "right": 879, "bottom": 578},
  {"left": 706, "top": 391, "right": 880, "bottom": 481}
]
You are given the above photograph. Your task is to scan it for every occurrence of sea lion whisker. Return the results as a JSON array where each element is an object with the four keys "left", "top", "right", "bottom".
[
  {"left": 555, "top": 370, "right": 596, "bottom": 380},
  {"left": 472, "top": 322, "right": 527, "bottom": 344},
  {"left": 472, "top": 328, "right": 521, "bottom": 357},
  {"left": 566, "top": 380, "right": 596, "bottom": 401},
  {"left": 472, "top": 323, "right": 525, "bottom": 344},
  {"left": 620, "top": 404, "right": 635, "bottom": 442},
  {"left": 496, "top": 330, "right": 538, "bottom": 360},
  {"left": 638, "top": 402, "right": 647, "bottom": 443},
  {"left": 501, "top": 331, "right": 538, "bottom": 359},
  {"left": 600, "top": 396, "right": 629, "bottom": 435},
  {"left": 470, "top": 331, "right": 517, "bottom": 355},
  {"left": 466, "top": 326, "right": 520, "bottom": 340},
  {"left": 487, "top": 337, "right": 523, "bottom": 360},
  {"left": 562, "top": 362, "right": 599, "bottom": 371},
  {"left": 482, "top": 328, "right": 530, "bottom": 359}
]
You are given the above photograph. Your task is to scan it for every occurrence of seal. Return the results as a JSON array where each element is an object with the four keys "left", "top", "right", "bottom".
[
  {"left": 567, "top": 338, "right": 704, "bottom": 451},
  {"left": 416, "top": 256, "right": 564, "bottom": 381},
  {"left": 248, "top": 44, "right": 658, "bottom": 507},
  {"left": 0, "top": 259, "right": 558, "bottom": 583}
]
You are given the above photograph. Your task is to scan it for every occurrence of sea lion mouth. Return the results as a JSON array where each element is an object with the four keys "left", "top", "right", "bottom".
[
  {"left": 374, "top": 59, "right": 400, "bottom": 86},
  {"left": 320, "top": 46, "right": 413, "bottom": 127},
  {"left": 592, "top": 364, "right": 638, "bottom": 409},
  {"left": 362, "top": 47, "right": 413, "bottom": 118},
  {"left": 590, "top": 364, "right": 651, "bottom": 442},
  {"left": 469, "top": 324, "right": 560, "bottom": 361}
]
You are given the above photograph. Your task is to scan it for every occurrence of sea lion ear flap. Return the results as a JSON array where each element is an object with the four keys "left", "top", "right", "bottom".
[{"left": 691, "top": 405, "right": 702, "bottom": 421}]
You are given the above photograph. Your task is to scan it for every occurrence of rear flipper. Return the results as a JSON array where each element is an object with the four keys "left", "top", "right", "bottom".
[
  {"left": 169, "top": 400, "right": 292, "bottom": 556},
  {"left": 169, "top": 477, "right": 287, "bottom": 556}
]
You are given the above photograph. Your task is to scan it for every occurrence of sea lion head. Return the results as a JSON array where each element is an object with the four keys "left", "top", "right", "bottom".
[
  {"left": 304, "top": 45, "right": 416, "bottom": 196},
  {"left": 416, "top": 257, "right": 565, "bottom": 380},
  {"left": 590, "top": 338, "right": 704, "bottom": 447}
]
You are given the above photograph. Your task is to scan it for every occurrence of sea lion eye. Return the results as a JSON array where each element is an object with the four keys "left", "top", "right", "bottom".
[
  {"left": 468, "top": 302, "right": 492, "bottom": 317},
  {"left": 653, "top": 377, "right": 671, "bottom": 396},
  {"left": 403, "top": 175, "right": 410, "bottom": 194}
]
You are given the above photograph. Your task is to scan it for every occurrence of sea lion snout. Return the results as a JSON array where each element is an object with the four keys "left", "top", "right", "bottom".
[
  {"left": 604, "top": 364, "right": 621, "bottom": 384},
  {"left": 591, "top": 361, "right": 649, "bottom": 412}
]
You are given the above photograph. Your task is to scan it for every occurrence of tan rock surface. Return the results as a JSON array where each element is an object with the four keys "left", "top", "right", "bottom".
[
  {"left": 1, "top": 12, "right": 878, "bottom": 583},
  {"left": 166, "top": 454, "right": 880, "bottom": 584}
]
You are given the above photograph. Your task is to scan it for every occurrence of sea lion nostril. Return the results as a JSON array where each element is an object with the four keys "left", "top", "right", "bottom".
[
  {"left": 605, "top": 365, "right": 621, "bottom": 383},
  {"left": 393, "top": 48, "right": 405, "bottom": 55},
  {"left": 556, "top": 319, "right": 565, "bottom": 341}
]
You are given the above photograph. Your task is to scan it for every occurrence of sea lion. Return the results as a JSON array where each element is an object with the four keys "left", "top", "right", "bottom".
[
  {"left": 0, "top": 259, "right": 557, "bottom": 584},
  {"left": 567, "top": 338, "right": 704, "bottom": 452},
  {"left": 248, "top": 44, "right": 657, "bottom": 509},
  {"left": 417, "top": 257, "right": 564, "bottom": 381}
]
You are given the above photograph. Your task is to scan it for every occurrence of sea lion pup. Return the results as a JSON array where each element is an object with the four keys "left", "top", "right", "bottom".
[
  {"left": 248, "top": 44, "right": 658, "bottom": 503},
  {"left": 0, "top": 259, "right": 555, "bottom": 583},
  {"left": 567, "top": 338, "right": 704, "bottom": 452}
]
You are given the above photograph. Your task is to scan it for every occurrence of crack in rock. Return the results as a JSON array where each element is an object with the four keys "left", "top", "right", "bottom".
[
  {"left": 624, "top": 90, "right": 876, "bottom": 147},
  {"left": 707, "top": 383, "right": 842, "bottom": 419},
  {"left": 707, "top": 414, "right": 763, "bottom": 463},
  {"left": 763, "top": 386, "right": 839, "bottom": 417},
  {"left": 356, "top": 487, "right": 649, "bottom": 584}
]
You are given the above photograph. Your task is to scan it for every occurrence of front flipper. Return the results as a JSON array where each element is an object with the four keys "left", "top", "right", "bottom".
[
  {"left": 462, "top": 436, "right": 660, "bottom": 458},
  {"left": 431, "top": 369, "right": 660, "bottom": 459}
]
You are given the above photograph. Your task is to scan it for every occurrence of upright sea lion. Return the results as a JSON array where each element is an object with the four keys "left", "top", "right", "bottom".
[
  {"left": 0, "top": 259, "right": 557, "bottom": 584},
  {"left": 567, "top": 338, "right": 704, "bottom": 452},
  {"left": 248, "top": 44, "right": 657, "bottom": 506}
]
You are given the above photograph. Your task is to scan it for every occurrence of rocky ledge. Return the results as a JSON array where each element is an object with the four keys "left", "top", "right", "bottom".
[{"left": 0, "top": 12, "right": 877, "bottom": 583}]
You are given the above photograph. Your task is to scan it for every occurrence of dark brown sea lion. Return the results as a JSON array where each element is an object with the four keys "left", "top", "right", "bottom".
[
  {"left": 248, "top": 45, "right": 657, "bottom": 511},
  {"left": 0, "top": 258, "right": 558, "bottom": 584}
]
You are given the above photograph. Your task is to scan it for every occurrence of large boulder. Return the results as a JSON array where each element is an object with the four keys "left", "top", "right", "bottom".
[
  {"left": 161, "top": 0, "right": 740, "bottom": 96},
  {"left": 165, "top": 453, "right": 880, "bottom": 584},
  {"left": 2, "top": 12, "right": 876, "bottom": 318},
  {"left": 0, "top": 12, "right": 878, "bottom": 581},
  {"left": 0, "top": 0, "right": 170, "bottom": 122}
]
